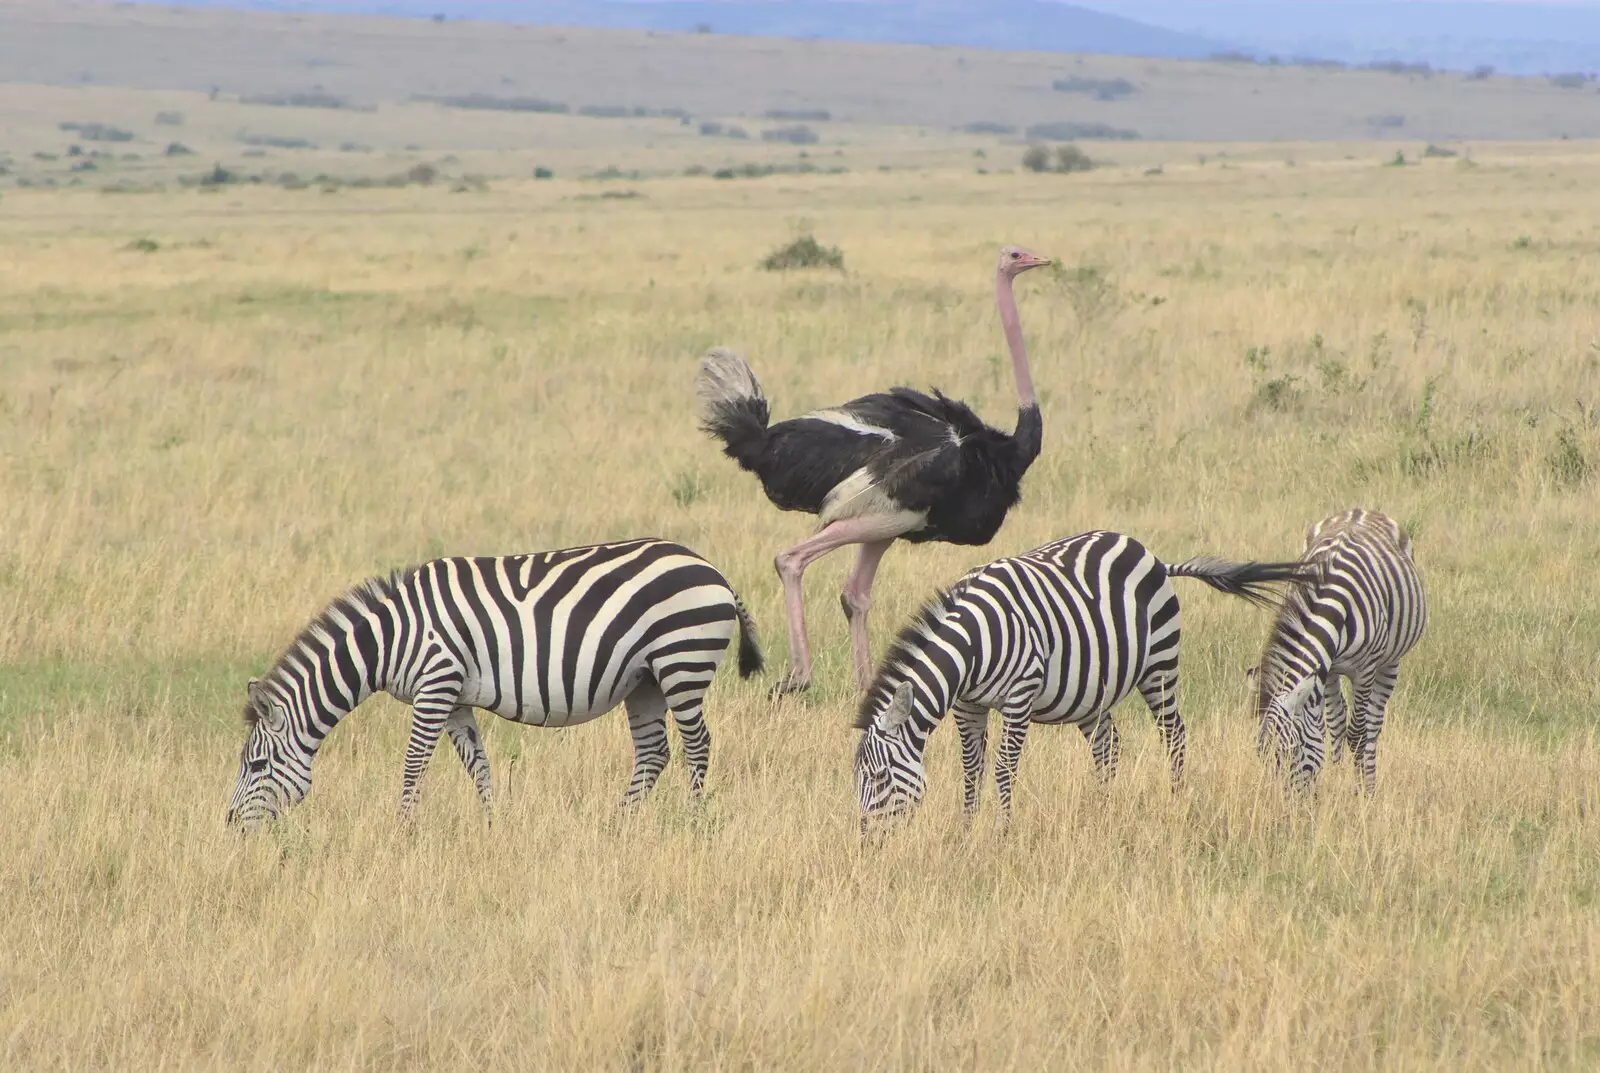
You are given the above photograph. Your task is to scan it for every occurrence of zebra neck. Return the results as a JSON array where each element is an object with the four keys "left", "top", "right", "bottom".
[
  {"left": 1257, "top": 647, "right": 1327, "bottom": 704},
  {"left": 894, "top": 663, "right": 963, "bottom": 754},
  {"left": 282, "top": 623, "right": 386, "bottom": 749}
]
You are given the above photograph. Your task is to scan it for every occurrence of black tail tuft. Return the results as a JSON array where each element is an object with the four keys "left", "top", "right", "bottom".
[
  {"left": 1165, "top": 556, "right": 1317, "bottom": 610},
  {"left": 696, "top": 348, "right": 771, "bottom": 473},
  {"left": 734, "top": 596, "right": 765, "bottom": 679}
]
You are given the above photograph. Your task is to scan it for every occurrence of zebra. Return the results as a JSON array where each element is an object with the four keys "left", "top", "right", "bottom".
[
  {"left": 852, "top": 530, "right": 1309, "bottom": 827},
  {"left": 226, "top": 538, "right": 762, "bottom": 827},
  {"left": 1252, "top": 508, "right": 1426, "bottom": 793}
]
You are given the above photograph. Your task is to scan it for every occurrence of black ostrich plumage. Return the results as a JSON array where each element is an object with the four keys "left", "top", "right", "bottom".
[{"left": 706, "top": 384, "right": 1043, "bottom": 547}]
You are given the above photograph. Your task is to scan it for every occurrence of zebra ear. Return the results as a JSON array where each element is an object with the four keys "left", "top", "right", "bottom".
[
  {"left": 876, "top": 682, "right": 915, "bottom": 734},
  {"left": 247, "top": 677, "right": 285, "bottom": 731}
]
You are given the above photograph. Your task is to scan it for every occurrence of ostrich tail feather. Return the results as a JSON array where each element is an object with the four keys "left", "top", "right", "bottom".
[{"left": 695, "top": 348, "right": 771, "bottom": 471}]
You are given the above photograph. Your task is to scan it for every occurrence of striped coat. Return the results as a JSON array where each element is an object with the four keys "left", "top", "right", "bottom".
[
  {"left": 853, "top": 531, "right": 1306, "bottom": 825},
  {"left": 1253, "top": 509, "right": 1426, "bottom": 791},
  {"left": 227, "top": 538, "right": 761, "bottom": 826}
]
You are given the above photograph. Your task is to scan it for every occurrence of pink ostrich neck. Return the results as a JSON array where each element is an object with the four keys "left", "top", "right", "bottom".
[{"left": 996, "top": 270, "right": 1037, "bottom": 410}]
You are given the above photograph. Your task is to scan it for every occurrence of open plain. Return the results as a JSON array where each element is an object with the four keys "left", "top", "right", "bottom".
[{"left": 3, "top": 7, "right": 1600, "bottom": 1069}]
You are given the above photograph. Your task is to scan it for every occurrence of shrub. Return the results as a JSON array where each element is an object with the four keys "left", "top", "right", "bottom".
[
  {"left": 240, "top": 92, "right": 351, "bottom": 109},
  {"left": 59, "top": 122, "right": 134, "bottom": 142},
  {"left": 124, "top": 237, "right": 160, "bottom": 253},
  {"left": 241, "top": 134, "right": 317, "bottom": 150},
  {"left": 1056, "top": 144, "right": 1093, "bottom": 173},
  {"left": 765, "top": 109, "right": 829, "bottom": 121},
  {"left": 1549, "top": 72, "right": 1591, "bottom": 89},
  {"left": 1365, "top": 60, "right": 1431, "bottom": 77},
  {"left": 416, "top": 93, "right": 568, "bottom": 114},
  {"left": 407, "top": 163, "right": 438, "bottom": 185},
  {"left": 1208, "top": 50, "right": 1257, "bottom": 64},
  {"left": 1422, "top": 143, "right": 1458, "bottom": 158},
  {"left": 961, "top": 120, "right": 1015, "bottom": 135},
  {"left": 1057, "top": 264, "right": 1118, "bottom": 327},
  {"left": 1467, "top": 65, "right": 1495, "bottom": 81},
  {"left": 1548, "top": 425, "right": 1591, "bottom": 487},
  {"left": 761, "top": 234, "right": 843, "bottom": 271},
  {"left": 164, "top": 142, "right": 195, "bottom": 156},
  {"left": 1051, "top": 76, "right": 1136, "bottom": 100},
  {"left": 1367, "top": 114, "right": 1406, "bottom": 129},
  {"left": 1022, "top": 143, "right": 1094, "bottom": 173},
  {"left": 762, "top": 125, "right": 819, "bottom": 145},
  {"left": 154, "top": 111, "right": 184, "bottom": 126},
  {"left": 1025, "top": 121, "right": 1138, "bottom": 141},
  {"left": 533, "top": 167, "right": 554, "bottom": 179}
]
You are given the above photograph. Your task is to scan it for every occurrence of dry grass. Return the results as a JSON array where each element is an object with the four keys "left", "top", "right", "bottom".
[{"left": 2, "top": 132, "right": 1599, "bottom": 1068}]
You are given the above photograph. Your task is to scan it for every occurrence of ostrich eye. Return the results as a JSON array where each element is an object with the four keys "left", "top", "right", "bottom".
[{"left": 1010, "top": 251, "right": 1020, "bottom": 259}]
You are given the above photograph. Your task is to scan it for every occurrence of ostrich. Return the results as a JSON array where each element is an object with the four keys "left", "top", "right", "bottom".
[{"left": 696, "top": 245, "right": 1053, "bottom": 693}]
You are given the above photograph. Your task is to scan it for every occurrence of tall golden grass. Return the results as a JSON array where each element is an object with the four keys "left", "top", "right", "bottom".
[{"left": 2, "top": 143, "right": 1598, "bottom": 1069}]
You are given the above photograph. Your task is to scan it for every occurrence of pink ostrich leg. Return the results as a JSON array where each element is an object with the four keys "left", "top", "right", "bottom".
[{"left": 773, "top": 516, "right": 917, "bottom": 695}]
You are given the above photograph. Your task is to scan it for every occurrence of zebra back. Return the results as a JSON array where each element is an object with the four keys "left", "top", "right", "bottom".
[{"left": 1257, "top": 509, "right": 1425, "bottom": 707}]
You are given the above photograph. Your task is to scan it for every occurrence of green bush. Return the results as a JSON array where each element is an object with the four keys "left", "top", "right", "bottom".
[{"left": 761, "top": 235, "right": 844, "bottom": 272}]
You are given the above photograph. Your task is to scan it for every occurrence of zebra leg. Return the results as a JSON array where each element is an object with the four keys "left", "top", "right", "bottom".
[
  {"left": 622, "top": 679, "right": 671, "bottom": 806},
  {"left": 952, "top": 702, "right": 988, "bottom": 817},
  {"left": 1137, "top": 672, "right": 1186, "bottom": 789},
  {"left": 667, "top": 692, "right": 713, "bottom": 799},
  {"left": 400, "top": 681, "right": 466, "bottom": 815},
  {"left": 1351, "top": 664, "right": 1400, "bottom": 794},
  {"left": 1290, "top": 680, "right": 1328, "bottom": 794},
  {"left": 443, "top": 706, "right": 492, "bottom": 810},
  {"left": 1325, "top": 675, "right": 1350, "bottom": 765},
  {"left": 993, "top": 703, "right": 1035, "bottom": 819},
  {"left": 1077, "top": 715, "right": 1121, "bottom": 783}
]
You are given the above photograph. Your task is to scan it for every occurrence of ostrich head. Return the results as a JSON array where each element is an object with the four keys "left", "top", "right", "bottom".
[{"left": 998, "top": 245, "right": 1053, "bottom": 278}]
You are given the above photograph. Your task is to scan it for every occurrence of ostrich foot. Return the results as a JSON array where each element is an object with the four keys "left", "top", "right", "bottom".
[{"left": 769, "top": 673, "right": 812, "bottom": 699}]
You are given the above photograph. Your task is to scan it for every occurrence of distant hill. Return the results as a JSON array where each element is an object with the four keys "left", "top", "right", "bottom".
[
  {"left": 1089, "top": 1, "right": 1600, "bottom": 76},
  {"left": 8, "top": 0, "right": 1600, "bottom": 143},
  {"left": 121, "top": 0, "right": 1225, "bottom": 60}
]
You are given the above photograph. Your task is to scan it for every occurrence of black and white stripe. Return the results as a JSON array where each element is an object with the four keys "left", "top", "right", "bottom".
[
  {"left": 226, "top": 538, "right": 762, "bottom": 826},
  {"left": 1253, "top": 509, "right": 1426, "bottom": 792},
  {"left": 853, "top": 531, "right": 1306, "bottom": 826}
]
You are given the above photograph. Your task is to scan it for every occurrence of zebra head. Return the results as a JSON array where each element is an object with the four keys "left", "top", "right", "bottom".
[
  {"left": 227, "top": 676, "right": 313, "bottom": 828},
  {"left": 854, "top": 680, "right": 926, "bottom": 833},
  {"left": 1255, "top": 674, "right": 1319, "bottom": 775}
]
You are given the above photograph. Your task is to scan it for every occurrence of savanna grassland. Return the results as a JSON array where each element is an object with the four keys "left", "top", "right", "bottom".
[{"left": 4, "top": 35, "right": 1600, "bottom": 1068}]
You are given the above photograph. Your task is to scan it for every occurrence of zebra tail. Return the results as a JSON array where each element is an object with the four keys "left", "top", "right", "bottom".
[
  {"left": 1165, "top": 556, "right": 1316, "bottom": 610},
  {"left": 696, "top": 348, "right": 771, "bottom": 473},
  {"left": 733, "top": 595, "right": 765, "bottom": 679}
]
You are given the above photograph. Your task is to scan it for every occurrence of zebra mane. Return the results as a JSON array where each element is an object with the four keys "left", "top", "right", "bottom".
[
  {"left": 853, "top": 586, "right": 964, "bottom": 730},
  {"left": 243, "top": 568, "right": 413, "bottom": 726},
  {"left": 1251, "top": 572, "right": 1320, "bottom": 717}
]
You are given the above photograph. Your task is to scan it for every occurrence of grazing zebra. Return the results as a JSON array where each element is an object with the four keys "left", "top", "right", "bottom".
[
  {"left": 226, "top": 538, "right": 762, "bottom": 827},
  {"left": 1252, "top": 508, "right": 1426, "bottom": 792},
  {"left": 852, "top": 530, "right": 1308, "bottom": 827}
]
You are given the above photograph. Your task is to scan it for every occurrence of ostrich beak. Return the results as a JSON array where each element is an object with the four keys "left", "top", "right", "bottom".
[{"left": 1018, "top": 252, "right": 1054, "bottom": 271}]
